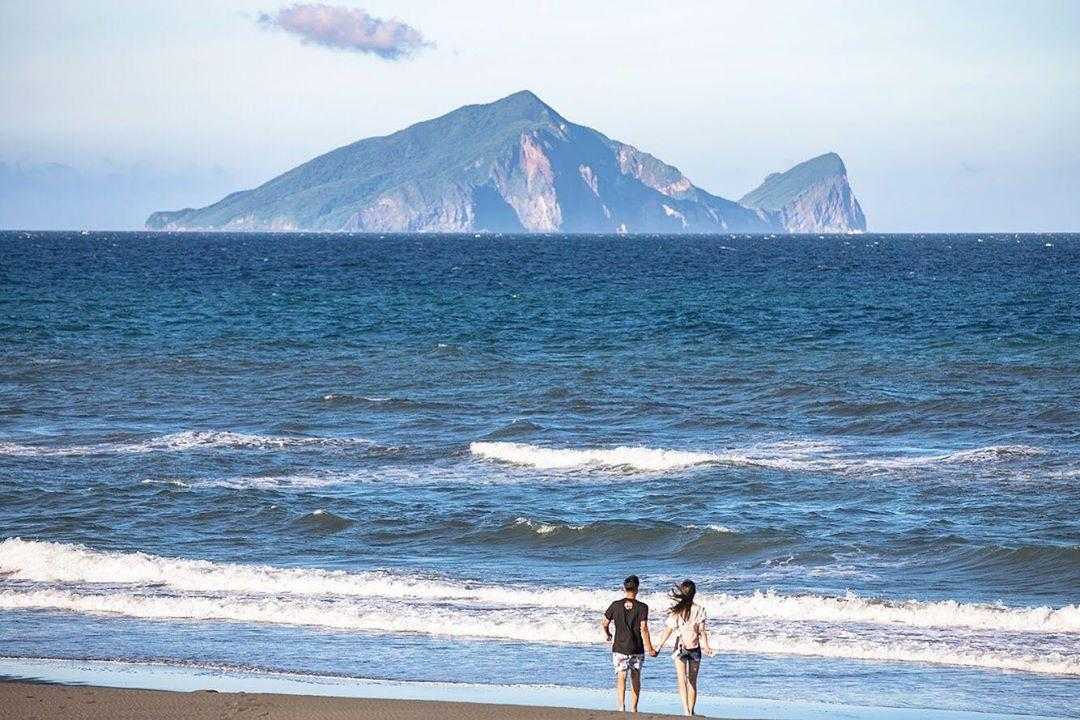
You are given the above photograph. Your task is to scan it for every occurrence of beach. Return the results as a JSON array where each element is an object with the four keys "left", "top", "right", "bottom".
[
  {"left": 2, "top": 665, "right": 1073, "bottom": 720},
  {"left": 1, "top": 681, "right": 676, "bottom": 720}
]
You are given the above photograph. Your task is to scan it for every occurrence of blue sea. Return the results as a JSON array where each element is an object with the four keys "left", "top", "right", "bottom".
[{"left": 1, "top": 232, "right": 1078, "bottom": 717}]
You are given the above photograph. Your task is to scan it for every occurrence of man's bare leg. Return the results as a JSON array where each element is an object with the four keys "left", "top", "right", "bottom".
[
  {"left": 615, "top": 669, "right": 626, "bottom": 711},
  {"left": 629, "top": 668, "right": 641, "bottom": 712}
]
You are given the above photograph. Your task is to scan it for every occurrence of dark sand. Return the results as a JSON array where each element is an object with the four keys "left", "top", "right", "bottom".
[{"left": 1, "top": 681, "right": 686, "bottom": 719}]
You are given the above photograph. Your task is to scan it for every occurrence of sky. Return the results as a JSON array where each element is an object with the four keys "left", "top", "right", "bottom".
[{"left": 1, "top": 0, "right": 1078, "bottom": 231}]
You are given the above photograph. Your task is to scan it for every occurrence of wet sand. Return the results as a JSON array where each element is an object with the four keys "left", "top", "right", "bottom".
[{"left": 1, "top": 681, "right": 682, "bottom": 720}]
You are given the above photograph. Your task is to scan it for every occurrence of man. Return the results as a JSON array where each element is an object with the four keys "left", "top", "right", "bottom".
[{"left": 601, "top": 574, "right": 657, "bottom": 713}]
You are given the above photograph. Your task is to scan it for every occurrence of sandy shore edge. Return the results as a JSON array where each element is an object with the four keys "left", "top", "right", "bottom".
[{"left": 2, "top": 680, "right": 687, "bottom": 719}]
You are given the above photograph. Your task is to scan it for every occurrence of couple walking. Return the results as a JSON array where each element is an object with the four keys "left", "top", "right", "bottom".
[{"left": 601, "top": 575, "right": 715, "bottom": 715}]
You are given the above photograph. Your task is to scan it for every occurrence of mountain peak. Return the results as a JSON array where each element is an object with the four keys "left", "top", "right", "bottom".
[
  {"left": 803, "top": 151, "right": 846, "bottom": 175},
  {"left": 503, "top": 89, "right": 544, "bottom": 104},
  {"left": 482, "top": 89, "right": 562, "bottom": 122},
  {"left": 740, "top": 152, "right": 865, "bottom": 232},
  {"left": 740, "top": 152, "right": 851, "bottom": 211}
]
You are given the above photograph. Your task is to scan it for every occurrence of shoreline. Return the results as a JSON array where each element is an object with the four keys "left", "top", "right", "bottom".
[
  {"left": 1, "top": 681, "right": 677, "bottom": 720},
  {"left": 0, "top": 656, "right": 1070, "bottom": 720}
]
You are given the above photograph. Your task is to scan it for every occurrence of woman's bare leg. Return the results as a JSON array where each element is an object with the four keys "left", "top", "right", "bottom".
[
  {"left": 686, "top": 659, "right": 701, "bottom": 715},
  {"left": 673, "top": 657, "right": 690, "bottom": 715}
]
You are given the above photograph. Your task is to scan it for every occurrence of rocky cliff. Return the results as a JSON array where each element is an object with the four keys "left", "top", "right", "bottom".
[
  {"left": 148, "top": 91, "right": 866, "bottom": 234},
  {"left": 739, "top": 153, "right": 866, "bottom": 233}
]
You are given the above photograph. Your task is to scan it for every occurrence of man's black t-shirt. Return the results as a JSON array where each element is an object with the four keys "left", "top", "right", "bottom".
[{"left": 605, "top": 598, "right": 649, "bottom": 655}]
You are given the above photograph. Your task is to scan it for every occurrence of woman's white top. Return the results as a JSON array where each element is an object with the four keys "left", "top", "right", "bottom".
[{"left": 666, "top": 603, "right": 707, "bottom": 654}]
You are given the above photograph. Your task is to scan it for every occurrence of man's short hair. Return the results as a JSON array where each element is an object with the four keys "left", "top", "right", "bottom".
[{"left": 623, "top": 575, "right": 640, "bottom": 592}]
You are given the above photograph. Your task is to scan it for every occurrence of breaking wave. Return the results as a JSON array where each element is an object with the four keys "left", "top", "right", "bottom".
[
  {"left": 862, "top": 444, "right": 1047, "bottom": 470},
  {"left": 509, "top": 518, "right": 736, "bottom": 538},
  {"left": 0, "top": 431, "right": 379, "bottom": 457},
  {"left": 0, "top": 587, "right": 1075, "bottom": 676},
  {"left": 2, "top": 539, "right": 1076, "bottom": 634},
  {"left": 2, "top": 540, "right": 1078, "bottom": 676},
  {"left": 142, "top": 472, "right": 361, "bottom": 491},
  {"left": 469, "top": 440, "right": 1050, "bottom": 475},
  {"left": 470, "top": 442, "right": 719, "bottom": 471},
  {"left": 0, "top": 606, "right": 1071, "bottom": 678}
]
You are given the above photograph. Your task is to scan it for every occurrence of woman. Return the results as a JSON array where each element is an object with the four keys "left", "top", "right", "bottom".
[{"left": 652, "top": 579, "right": 714, "bottom": 716}]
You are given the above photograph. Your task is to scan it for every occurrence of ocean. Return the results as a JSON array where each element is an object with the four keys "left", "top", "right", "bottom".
[{"left": 1, "top": 232, "right": 1077, "bottom": 717}]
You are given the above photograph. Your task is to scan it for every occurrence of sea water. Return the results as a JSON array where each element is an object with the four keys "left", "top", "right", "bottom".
[{"left": 1, "top": 232, "right": 1077, "bottom": 716}]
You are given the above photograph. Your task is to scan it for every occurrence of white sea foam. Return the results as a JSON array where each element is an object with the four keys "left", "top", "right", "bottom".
[
  {"left": 0, "top": 586, "right": 1075, "bottom": 676},
  {"left": 513, "top": 520, "right": 738, "bottom": 536},
  {"left": 2, "top": 539, "right": 1076, "bottom": 635},
  {"left": 700, "top": 589, "right": 1080, "bottom": 634},
  {"left": 470, "top": 442, "right": 719, "bottom": 471},
  {"left": 0, "top": 431, "right": 375, "bottom": 457},
  {"left": 0, "top": 538, "right": 600, "bottom": 609},
  {"left": 859, "top": 444, "right": 1047, "bottom": 471},
  {"left": 513, "top": 517, "right": 581, "bottom": 535},
  {"left": 702, "top": 631, "right": 1079, "bottom": 676},
  {"left": 469, "top": 440, "right": 1049, "bottom": 476},
  {"left": 471, "top": 439, "right": 842, "bottom": 473},
  {"left": 934, "top": 444, "right": 1046, "bottom": 464},
  {"left": 512, "top": 518, "right": 735, "bottom": 537},
  {"left": 712, "top": 440, "right": 848, "bottom": 472},
  {"left": 142, "top": 467, "right": 446, "bottom": 491},
  {"left": 0, "top": 588, "right": 589, "bottom": 647},
  {"left": 2, "top": 540, "right": 1078, "bottom": 676},
  {"left": 710, "top": 442, "right": 1047, "bottom": 474},
  {"left": 191, "top": 473, "right": 353, "bottom": 490},
  {"left": 139, "top": 479, "right": 191, "bottom": 488}
]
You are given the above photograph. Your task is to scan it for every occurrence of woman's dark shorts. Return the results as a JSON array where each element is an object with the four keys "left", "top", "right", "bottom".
[{"left": 677, "top": 647, "right": 702, "bottom": 663}]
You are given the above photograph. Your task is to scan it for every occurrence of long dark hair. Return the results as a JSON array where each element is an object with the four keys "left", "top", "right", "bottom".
[{"left": 669, "top": 579, "right": 696, "bottom": 620}]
